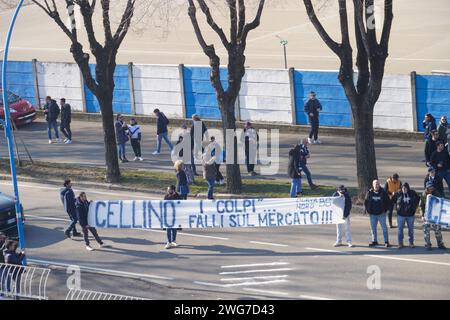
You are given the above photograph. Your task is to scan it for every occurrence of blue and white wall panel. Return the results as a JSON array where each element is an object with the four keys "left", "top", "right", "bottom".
[
  {"left": 239, "top": 69, "right": 292, "bottom": 124},
  {"left": 37, "top": 62, "right": 84, "bottom": 111},
  {"left": 0, "top": 60, "right": 35, "bottom": 105},
  {"left": 132, "top": 64, "right": 183, "bottom": 118}
]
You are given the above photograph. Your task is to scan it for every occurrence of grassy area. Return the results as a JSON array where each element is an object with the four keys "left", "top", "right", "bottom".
[{"left": 0, "top": 158, "right": 355, "bottom": 198}]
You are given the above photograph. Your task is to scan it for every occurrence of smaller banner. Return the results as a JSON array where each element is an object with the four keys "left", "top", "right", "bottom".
[
  {"left": 425, "top": 195, "right": 450, "bottom": 227},
  {"left": 88, "top": 197, "right": 345, "bottom": 230}
]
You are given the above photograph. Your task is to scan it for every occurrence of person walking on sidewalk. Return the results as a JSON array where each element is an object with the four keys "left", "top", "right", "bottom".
[
  {"left": 396, "top": 183, "right": 419, "bottom": 249},
  {"left": 75, "top": 192, "right": 105, "bottom": 251},
  {"left": 59, "top": 98, "right": 72, "bottom": 144},
  {"left": 44, "top": 96, "right": 61, "bottom": 144},
  {"left": 420, "top": 182, "right": 446, "bottom": 250},
  {"left": 384, "top": 173, "right": 402, "bottom": 228},
  {"left": 288, "top": 144, "right": 302, "bottom": 198},
  {"left": 304, "top": 91, "right": 322, "bottom": 144},
  {"left": 333, "top": 185, "right": 353, "bottom": 248},
  {"left": 164, "top": 185, "right": 182, "bottom": 249},
  {"left": 128, "top": 118, "right": 143, "bottom": 161},
  {"left": 115, "top": 114, "right": 129, "bottom": 163},
  {"left": 60, "top": 179, "right": 81, "bottom": 239},
  {"left": 153, "top": 108, "right": 173, "bottom": 155},
  {"left": 299, "top": 138, "right": 318, "bottom": 190},
  {"left": 364, "top": 179, "right": 391, "bottom": 247}
]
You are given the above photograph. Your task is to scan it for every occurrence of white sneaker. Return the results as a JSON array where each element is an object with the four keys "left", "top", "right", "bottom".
[
  {"left": 48, "top": 139, "right": 53, "bottom": 144},
  {"left": 86, "top": 245, "right": 94, "bottom": 251},
  {"left": 315, "top": 140, "right": 322, "bottom": 144},
  {"left": 333, "top": 242, "right": 342, "bottom": 247},
  {"left": 63, "top": 138, "right": 68, "bottom": 143},
  {"left": 152, "top": 151, "right": 160, "bottom": 155},
  {"left": 138, "top": 157, "right": 144, "bottom": 161},
  {"left": 65, "top": 139, "right": 72, "bottom": 144},
  {"left": 348, "top": 243, "right": 354, "bottom": 248},
  {"left": 171, "top": 242, "right": 178, "bottom": 247},
  {"left": 99, "top": 243, "right": 108, "bottom": 248},
  {"left": 165, "top": 242, "right": 172, "bottom": 249},
  {"left": 307, "top": 138, "right": 313, "bottom": 144},
  {"left": 133, "top": 157, "right": 138, "bottom": 161}
]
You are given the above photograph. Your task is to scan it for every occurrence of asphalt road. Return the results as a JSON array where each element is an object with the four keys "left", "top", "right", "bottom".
[
  {"left": 1, "top": 180, "right": 449, "bottom": 300},
  {"left": 1, "top": 119, "right": 429, "bottom": 190}
]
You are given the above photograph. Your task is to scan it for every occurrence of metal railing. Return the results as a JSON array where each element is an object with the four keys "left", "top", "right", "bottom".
[
  {"left": 0, "top": 263, "right": 51, "bottom": 300},
  {"left": 66, "top": 288, "right": 147, "bottom": 300}
]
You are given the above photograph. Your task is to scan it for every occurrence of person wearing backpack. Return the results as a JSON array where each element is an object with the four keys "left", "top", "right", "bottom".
[
  {"left": 128, "top": 118, "right": 143, "bottom": 161},
  {"left": 44, "top": 96, "right": 61, "bottom": 144},
  {"left": 153, "top": 108, "right": 173, "bottom": 155}
]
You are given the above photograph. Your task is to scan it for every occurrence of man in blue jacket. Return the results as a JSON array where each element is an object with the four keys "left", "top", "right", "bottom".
[
  {"left": 44, "top": 96, "right": 61, "bottom": 144},
  {"left": 153, "top": 108, "right": 173, "bottom": 155},
  {"left": 304, "top": 91, "right": 322, "bottom": 144},
  {"left": 60, "top": 179, "right": 81, "bottom": 238},
  {"left": 333, "top": 185, "right": 353, "bottom": 247}
]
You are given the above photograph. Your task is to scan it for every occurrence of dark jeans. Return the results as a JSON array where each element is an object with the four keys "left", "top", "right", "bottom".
[
  {"left": 216, "top": 164, "right": 224, "bottom": 182},
  {"left": 65, "top": 212, "right": 78, "bottom": 234},
  {"left": 437, "top": 170, "right": 450, "bottom": 195},
  {"left": 207, "top": 179, "right": 215, "bottom": 199},
  {"left": 309, "top": 116, "right": 319, "bottom": 140},
  {"left": 47, "top": 120, "right": 59, "bottom": 140},
  {"left": 387, "top": 200, "right": 395, "bottom": 227},
  {"left": 60, "top": 123, "right": 72, "bottom": 140},
  {"left": 245, "top": 141, "right": 256, "bottom": 173},
  {"left": 82, "top": 226, "right": 103, "bottom": 246},
  {"left": 131, "top": 139, "right": 142, "bottom": 157},
  {"left": 167, "top": 228, "right": 177, "bottom": 243},
  {"left": 300, "top": 164, "right": 314, "bottom": 187}
]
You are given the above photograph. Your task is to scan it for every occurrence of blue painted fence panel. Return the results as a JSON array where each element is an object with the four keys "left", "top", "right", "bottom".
[
  {"left": 85, "top": 64, "right": 131, "bottom": 114},
  {"left": 0, "top": 61, "right": 35, "bottom": 105}
]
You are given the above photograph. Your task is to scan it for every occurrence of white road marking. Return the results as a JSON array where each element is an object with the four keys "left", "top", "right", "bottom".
[
  {"left": 194, "top": 279, "right": 288, "bottom": 288},
  {"left": 221, "top": 275, "right": 288, "bottom": 282},
  {"left": 249, "top": 241, "right": 289, "bottom": 247},
  {"left": 305, "top": 247, "right": 352, "bottom": 254},
  {"left": 300, "top": 294, "right": 335, "bottom": 300},
  {"left": 219, "top": 268, "right": 294, "bottom": 275},
  {"left": 243, "top": 288, "right": 290, "bottom": 296},
  {"left": 27, "top": 214, "right": 70, "bottom": 222},
  {"left": 28, "top": 258, "right": 173, "bottom": 280},
  {"left": 364, "top": 255, "right": 450, "bottom": 267},
  {"left": 221, "top": 262, "right": 289, "bottom": 269}
]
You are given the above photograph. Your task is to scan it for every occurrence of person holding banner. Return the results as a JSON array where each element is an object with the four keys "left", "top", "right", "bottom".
[
  {"left": 288, "top": 144, "right": 302, "bottom": 198},
  {"left": 333, "top": 185, "right": 353, "bottom": 247},
  {"left": 174, "top": 160, "right": 189, "bottom": 200},
  {"left": 420, "top": 182, "right": 446, "bottom": 250},
  {"left": 396, "top": 183, "right": 419, "bottom": 249},
  {"left": 76, "top": 192, "right": 105, "bottom": 251},
  {"left": 364, "top": 180, "right": 391, "bottom": 247},
  {"left": 164, "top": 185, "right": 182, "bottom": 249}
]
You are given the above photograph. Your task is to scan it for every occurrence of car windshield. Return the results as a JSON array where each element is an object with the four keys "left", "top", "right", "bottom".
[{"left": 0, "top": 90, "right": 21, "bottom": 105}]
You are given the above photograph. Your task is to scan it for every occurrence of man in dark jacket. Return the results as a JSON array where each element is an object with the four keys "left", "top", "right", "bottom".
[
  {"left": 304, "top": 91, "right": 322, "bottom": 144},
  {"left": 115, "top": 113, "right": 129, "bottom": 163},
  {"left": 44, "top": 96, "right": 60, "bottom": 144},
  {"left": 60, "top": 179, "right": 81, "bottom": 238},
  {"left": 419, "top": 183, "right": 446, "bottom": 250},
  {"left": 288, "top": 144, "right": 302, "bottom": 197},
  {"left": 76, "top": 192, "right": 104, "bottom": 251},
  {"left": 364, "top": 179, "right": 391, "bottom": 247},
  {"left": 422, "top": 113, "right": 437, "bottom": 141},
  {"left": 424, "top": 166, "right": 444, "bottom": 195},
  {"left": 333, "top": 185, "right": 353, "bottom": 247},
  {"left": 430, "top": 140, "right": 450, "bottom": 195},
  {"left": 299, "top": 138, "right": 318, "bottom": 189},
  {"left": 59, "top": 98, "right": 72, "bottom": 144},
  {"left": 424, "top": 130, "right": 439, "bottom": 165},
  {"left": 153, "top": 108, "right": 173, "bottom": 155},
  {"left": 396, "top": 183, "right": 419, "bottom": 249},
  {"left": 190, "top": 114, "right": 208, "bottom": 175}
]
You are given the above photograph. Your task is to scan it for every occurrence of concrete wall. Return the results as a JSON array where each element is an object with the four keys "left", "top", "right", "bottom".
[
  {"left": 0, "top": 61, "right": 35, "bottom": 105},
  {"left": 133, "top": 64, "right": 183, "bottom": 118},
  {"left": 36, "top": 61, "right": 83, "bottom": 111}
]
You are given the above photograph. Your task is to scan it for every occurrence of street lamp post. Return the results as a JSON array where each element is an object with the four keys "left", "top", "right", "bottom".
[
  {"left": 276, "top": 35, "right": 288, "bottom": 69},
  {"left": 1, "top": 0, "right": 26, "bottom": 265}
]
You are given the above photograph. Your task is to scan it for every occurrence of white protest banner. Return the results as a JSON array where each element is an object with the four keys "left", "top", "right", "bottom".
[
  {"left": 425, "top": 195, "right": 450, "bottom": 227},
  {"left": 88, "top": 197, "right": 345, "bottom": 230}
]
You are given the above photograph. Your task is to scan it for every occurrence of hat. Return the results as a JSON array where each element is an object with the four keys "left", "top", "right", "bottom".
[
  {"left": 428, "top": 166, "right": 436, "bottom": 172},
  {"left": 310, "top": 91, "right": 316, "bottom": 95},
  {"left": 436, "top": 140, "right": 445, "bottom": 146},
  {"left": 425, "top": 181, "right": 435, "bottom": 189},
  {"left": 393, "top": 173, "right": 399, "bottom": 179}
]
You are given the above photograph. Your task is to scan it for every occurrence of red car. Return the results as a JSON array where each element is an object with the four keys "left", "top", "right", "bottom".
[{"left": 0, "top": 89, "right": 37, "bottom": 126}]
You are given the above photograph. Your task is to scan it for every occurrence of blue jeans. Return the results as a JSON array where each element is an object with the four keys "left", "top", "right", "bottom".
[
  {"left": 369, "top": 213, "right": 389, "bottom": 243},
  {"left": 117, "top": 143, "right": 126, "bottom": 160},
  {"left": 156, "top": 132, "right": 173, "bottom": 153},
  {"left": 437, "top": 170, "right": 450, "bottom": 195},
  {"left": 167, "top": 228, "right": 177, "bottom": 243},
  {"left": 65, "top": 212, "right": 78, "bottom": 234},
  {"left": 47, "top": 120, "right": 59, "bottom": 140},
  {"left": 290, "top": 177, "right": 302, "bottom": 197},
  {"left": 207, "top": 179, "right": 215, "bottom": 199},
  {"left": 397, "top": 215, "right": 414, "bottom": 244},
  {"left": 300, "top": 165, "right": 314, "bottom": 187}
]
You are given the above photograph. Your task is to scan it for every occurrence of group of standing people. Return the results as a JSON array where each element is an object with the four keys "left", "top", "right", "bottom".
[
  {"left": 43, "top": 96, "right": 72, "bottom": 144},
  {"left": 288, "top": 138, "right": 318, "bottom": 198}
]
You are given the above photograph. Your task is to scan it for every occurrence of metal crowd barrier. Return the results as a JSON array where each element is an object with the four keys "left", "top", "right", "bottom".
[
  {"left": 66, "top": 288, "right": 147, "bottom": 300},
  {"left": 0, "top": 263, "right": 51, "bottom": 300}
]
